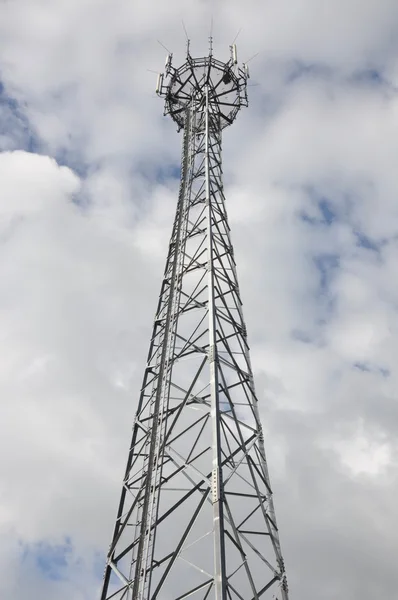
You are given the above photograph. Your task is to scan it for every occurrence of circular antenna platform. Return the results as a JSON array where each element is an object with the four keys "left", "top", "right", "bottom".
[{"left": 159, "top": 53, "right": 248, "bottom": 130}]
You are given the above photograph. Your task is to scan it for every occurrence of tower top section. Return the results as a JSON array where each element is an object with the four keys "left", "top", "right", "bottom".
[{"left": 156, "top": 42, "right": 249, "bottom": 130}]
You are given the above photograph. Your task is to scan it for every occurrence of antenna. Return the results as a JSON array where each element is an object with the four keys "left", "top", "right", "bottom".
[
  {"left": 209, "top": 15, "right": 214, "bottom": 56},
  {"left": 155, "top": 73, "right": 163, "bottom": 95},
  {"left": 232, "top": 27, "right": 242, "bottom": 45},
  {"left": 157, "top": 39, "right": 172, "bottom": 54},
  {"left": 164, "top": 54, "right": 172, "bottom": 74},
  {"left": 230, "top": 43, "right": 238, "bottom": 65},
  {"left": 181, "top": 20, "right": 190, "bottom": 57},
  {"left": 182, "top": 19, "right": 189, "bottom": 41},
  {"left": 245, "top": 51, "right": 260, "bottom": 64}
]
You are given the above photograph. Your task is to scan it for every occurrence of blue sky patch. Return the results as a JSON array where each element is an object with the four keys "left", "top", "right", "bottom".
[
  {"left": 152, "top": 162, "right": 181, "bottom": 183},
  {"left": 318, "top": 198, "right": 336, "bottom": 225},
  {"left": 354, "top": 362, "right": 390, "bottom": 377},
  {"left": 22, "top": 538, "right": 73, "bottom": 581},
  {"left": 0, "top": 80, "right": 41, "bottom": 153},
  {"left": 300, "top": 196, "right": 337, "bottom": 226},
  {"left": 55, "top": 146, "right": 90, "bottom": 179},
  {"left": 286, "top": 60, "right": 334, "bottom": 84},
  {"left": 350, "top": 68, "right": 391, "bottom": 89},
  {"left": 354, "top": 230, "right": 382, "bottom": 252},
  {"left": 313, "top": 253, "right": 339, "bottom": 294},
  {"left": 0, "top": 79, "right": 90, "bottom": 184}
]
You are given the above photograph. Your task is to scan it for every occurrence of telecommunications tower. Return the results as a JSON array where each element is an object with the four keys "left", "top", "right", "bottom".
[{"left": 100, "top": 41, "right": 289, "bottom": 600}]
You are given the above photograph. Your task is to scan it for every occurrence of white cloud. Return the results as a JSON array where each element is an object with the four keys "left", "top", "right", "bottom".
[
  {"left": 334, "top": 429, "right": 392, "bottom": 476},
  {"left": 0, "top": 151, "right": 167, "bottom": 553},
  {"left": 0, "top": 151, "right": 79, "bottom": 216}
]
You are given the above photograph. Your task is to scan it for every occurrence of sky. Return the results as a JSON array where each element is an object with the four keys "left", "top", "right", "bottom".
[{"left": 1, "top": 0, "right": 398, "bottom": 598}]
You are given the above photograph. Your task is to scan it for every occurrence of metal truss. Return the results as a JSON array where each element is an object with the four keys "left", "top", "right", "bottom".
[{"left": 100, "top": 43, "right": 289, "bottom": 600}]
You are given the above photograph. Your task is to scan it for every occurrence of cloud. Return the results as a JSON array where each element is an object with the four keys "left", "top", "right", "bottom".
[
  {"left": 0, "top": 1, "right": 398, "bottom": 599},
  {"left": 0, "top": 150, "right": 172, "bottom": 599}
]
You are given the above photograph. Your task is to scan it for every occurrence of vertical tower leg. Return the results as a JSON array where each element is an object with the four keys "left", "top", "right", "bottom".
[{"left": 205, "top": 86, "right": 227, "bottom": 600}]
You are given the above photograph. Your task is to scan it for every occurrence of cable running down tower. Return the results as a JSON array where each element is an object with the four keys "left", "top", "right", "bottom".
[{"left": 100, "top": 41, "right": 289, "bottom": 600}]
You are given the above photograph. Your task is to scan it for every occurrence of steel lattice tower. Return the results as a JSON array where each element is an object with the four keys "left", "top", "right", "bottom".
[{"left": 100, "top": 42, "right": 289, "bottom": 600}]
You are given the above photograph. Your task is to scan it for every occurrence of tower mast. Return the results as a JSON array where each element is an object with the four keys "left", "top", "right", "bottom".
[{"left": 100, "top": 43, "right": 289, "bottom": 600}]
